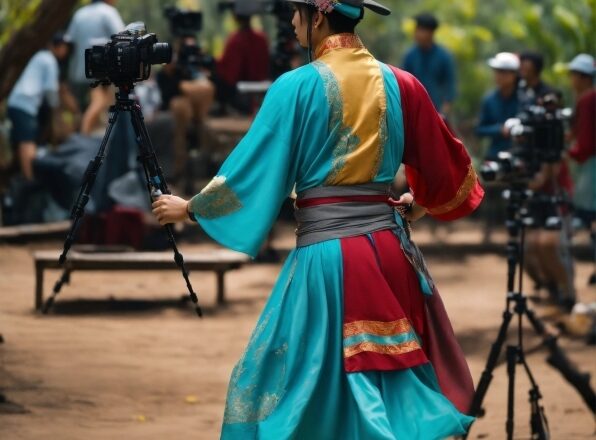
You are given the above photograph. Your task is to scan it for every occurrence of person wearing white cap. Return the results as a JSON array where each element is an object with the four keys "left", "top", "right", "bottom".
[
  {"left": 475, "top": 52, "right": 520, "bottom": 159},
  {"left": 567, "top": 53, "right": 596, "bottom": 285}
]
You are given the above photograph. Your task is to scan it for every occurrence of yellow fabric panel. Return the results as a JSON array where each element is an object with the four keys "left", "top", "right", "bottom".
[{"left": 317, "top": 36, "right": 387, "bottom": 184}]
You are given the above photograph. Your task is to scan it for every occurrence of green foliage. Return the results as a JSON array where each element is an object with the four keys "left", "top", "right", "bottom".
[
  {"left": 0, "top": 0, "right": 42, "bottom": 45},
  {"left": 356, "top": 0, "right": 595, "bottom": 121},
  {"left": 2, "top": 0, "right": 593, "bottom": 125}
]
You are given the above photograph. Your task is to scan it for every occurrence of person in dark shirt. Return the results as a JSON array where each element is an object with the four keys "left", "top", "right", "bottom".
[
  {"left": 518, "top": 51, "right": 576, "bottom": 310},
  {"left": 215, "top": 7, "right": 270, "bottom": 114},
  {"left": 402, "top": 13, "right": 456, "bottom": 116},
  {"left": 475, "top": 52, "right": 520, "bottom": 159},
  {"left": 518, "top": 51, "right": 559, "bottom": 107},
  {"left": 567, "top": 54, "right": 595, "bottom": 285},
  {"left": 156, "top": 36, "right": 215, "bottom": 179}
]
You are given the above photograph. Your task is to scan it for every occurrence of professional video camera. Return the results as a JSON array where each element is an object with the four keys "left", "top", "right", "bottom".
[
  {"left": 85, "top": 22, "right": 171, "bottom": 87},
  {"left": 163, "top": 7, "right": 215, "bottom": 80},
  {"left": 480, "top": 93, "right": 572, "bottom": 184},
  {"left": 164, "top": 6, "right": 203, "bottom": 37}
]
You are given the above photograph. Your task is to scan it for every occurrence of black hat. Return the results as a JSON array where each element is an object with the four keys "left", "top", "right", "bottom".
[
  {"left": 289, "top": 0, "right": 391, "bottom": 17},
  {"left": 414, "top": 13, "right": 439, "bottom": 30}
]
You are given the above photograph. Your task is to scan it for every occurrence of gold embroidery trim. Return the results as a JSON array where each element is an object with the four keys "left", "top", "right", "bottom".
[
  {"left": 344, "top": 340, "right": 421, "bottom": 358},
  {"left": 427, "top": 164, "right": 478, "bottom": 216},
  {"left": 315, "top": 33, "right": 365, "bottom": 59},
  {"left": 189, "top": 176, "right": 242, "bottom": 220},
  {"left": 343, "top": 318, "right": 412, "bottom": 338}
]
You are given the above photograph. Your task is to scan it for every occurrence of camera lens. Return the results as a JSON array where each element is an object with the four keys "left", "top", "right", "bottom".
[{"left": 151, "top": 42, "right": 172, "bottom": 65}]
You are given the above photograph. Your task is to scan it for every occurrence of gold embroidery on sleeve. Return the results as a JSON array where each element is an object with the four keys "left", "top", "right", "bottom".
[
  {"left": 189, "top": 176, "right": 243, "bottom": 220},
  {"left": 427, "top": 164, "right": 477, "bottom": 216}
]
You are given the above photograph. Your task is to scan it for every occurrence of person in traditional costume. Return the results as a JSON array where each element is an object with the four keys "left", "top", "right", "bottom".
[{"left": 152, "top": 0, "right": 484, "bottom": 438}]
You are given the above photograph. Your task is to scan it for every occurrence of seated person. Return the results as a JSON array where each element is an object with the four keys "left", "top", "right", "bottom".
[
  {"left": 156, "top": 36, "right": 215, "bottom": 180},
  {"left": 215, "top": 8, "right": 270, "bottom": 114}
]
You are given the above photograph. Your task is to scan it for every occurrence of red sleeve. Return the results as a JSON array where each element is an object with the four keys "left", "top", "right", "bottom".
[
  {"left": 569, "top": 91, "right": 596, "bottom": 163},
  {"left": 389, "top": 66, "right": 484, "bottom": 221}
]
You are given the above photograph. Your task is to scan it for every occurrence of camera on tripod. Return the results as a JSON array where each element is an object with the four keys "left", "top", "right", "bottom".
[
  {"left": 85, "top": 22, "right": 172, "bottom": 87},
  {"left": 481, "top": 93, "right": 572, "bottom": 184},
  {"left": 163, "top": 7, "right": 215, "bottom": 80}
]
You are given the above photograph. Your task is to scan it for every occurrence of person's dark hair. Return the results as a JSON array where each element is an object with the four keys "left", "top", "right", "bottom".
[
  {"left": 234, "top": 14, "right": 252, "bottom": 29},
  {"left": 295, "top": 3, "right": 363, "bottom": 34},
  {"left": 572, "top": 70, "right": 594, "bottom": 80},
  {"left": 520, "top": 51, "right": 544, "bottom": 74},
  {"left": 414, "top": 12, "right": 439, "bottom": 31}
]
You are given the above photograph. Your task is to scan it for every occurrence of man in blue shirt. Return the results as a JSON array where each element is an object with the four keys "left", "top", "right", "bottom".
[
  {"left": 402, "top": 13, "right": 456, "bottom": 116},
  {"left": 7, "top": 36, "right": 71, "bottom": 180},
  {"left": 475, "top": 52, "right": 520, "bottom": 159}
]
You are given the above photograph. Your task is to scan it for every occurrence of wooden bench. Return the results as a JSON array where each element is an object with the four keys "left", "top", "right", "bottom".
[
  {"left": 32, "top": 249, "right": 250, "bottom": 311},
  {"left": 0, "top": 221, "right": 70, "bottom": 242}
]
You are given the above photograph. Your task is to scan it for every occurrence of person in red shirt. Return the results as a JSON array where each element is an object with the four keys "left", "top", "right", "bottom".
[
  {"left": 215, "top": 8, "right": 270, "bottom": 114},
  {"left": 567, "top": 54, "right": 595, "bottom": 285}
]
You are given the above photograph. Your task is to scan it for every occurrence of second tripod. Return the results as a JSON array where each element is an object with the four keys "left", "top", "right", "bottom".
[{"left": 465, "top": 187, "right": 595, "bottom": 439}]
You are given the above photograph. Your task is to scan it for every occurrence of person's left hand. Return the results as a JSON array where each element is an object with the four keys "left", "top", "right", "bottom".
[
  {"left": 394, "top": 192, "right": 426, "bottom": 223},
  {"left": 152, "top": 194, "right": 190, "bottom": 225}
]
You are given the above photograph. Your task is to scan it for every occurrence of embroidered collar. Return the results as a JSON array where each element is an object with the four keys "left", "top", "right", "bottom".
[{"left": 315, "top": 33, "right": 365, "bottom": 59}]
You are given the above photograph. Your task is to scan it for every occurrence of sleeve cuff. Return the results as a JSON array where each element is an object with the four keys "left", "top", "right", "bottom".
[{"left": 431, "top": 180, "right": 485, "bottom": 221}]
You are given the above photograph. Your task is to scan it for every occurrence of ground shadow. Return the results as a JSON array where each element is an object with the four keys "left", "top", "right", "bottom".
[{"left": 38, "top": 294, "right": 267, "bottom": 317}]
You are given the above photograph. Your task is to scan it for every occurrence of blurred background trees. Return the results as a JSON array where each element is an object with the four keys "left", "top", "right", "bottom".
[{"left": 0, "top": 0, "right": 594, "bottom": 132}]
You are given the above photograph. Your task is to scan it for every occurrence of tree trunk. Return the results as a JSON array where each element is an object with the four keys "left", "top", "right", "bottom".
[{"left": 0, "top": 0, "right": 79, "bottom": 102}]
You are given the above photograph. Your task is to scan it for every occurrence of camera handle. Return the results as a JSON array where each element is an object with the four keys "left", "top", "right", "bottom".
[{"left": 44, "top": 86, "right": 202, "bottom": 317}]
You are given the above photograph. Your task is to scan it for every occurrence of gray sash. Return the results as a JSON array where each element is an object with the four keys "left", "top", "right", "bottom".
[{"left": 294, "top": 183, "right": 397, "bottom": 247}]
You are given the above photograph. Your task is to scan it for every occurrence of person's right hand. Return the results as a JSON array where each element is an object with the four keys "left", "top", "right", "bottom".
[{"left": 151, "top": 194, "right": 190, "bottom": 225}]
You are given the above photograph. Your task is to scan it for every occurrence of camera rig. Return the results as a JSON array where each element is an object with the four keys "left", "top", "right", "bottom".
[
  {"left": 85, "top": 22, "right": 171, "bottom": 88},
  {"left": 47, "top": 25, "right": 202, "bottom": 317}
]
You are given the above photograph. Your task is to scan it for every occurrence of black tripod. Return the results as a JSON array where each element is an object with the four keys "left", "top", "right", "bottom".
[
  {"left": 465, "top": 187, "right": 595, "bottom": 439},
  {"left": 43, "top": 84, "right": 202, "bottom": 317}
]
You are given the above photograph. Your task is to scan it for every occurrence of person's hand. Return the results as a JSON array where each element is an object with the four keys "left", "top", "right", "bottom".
[
  {"left": 501, "top": 124, "right": 510, "bottom": 138},
  {"left": 394, "top": 192, "right": 426, "bottom": 223},
  {"left": 151, "top": 194, "right": 190, "bottom": 225}
]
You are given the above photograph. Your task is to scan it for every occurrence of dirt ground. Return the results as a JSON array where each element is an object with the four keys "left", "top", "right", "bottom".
[{"left": 1, "top": 223, "right": 595, "bottom": 440}]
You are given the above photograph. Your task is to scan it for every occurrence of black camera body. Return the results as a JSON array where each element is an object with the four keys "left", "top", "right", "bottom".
[
  {"left": 164, "top": 6, "right": 203, "bottom": 37},
  {"left": 85, "top": 24, "right": 171, "bottom": 87},
  {"left": 481, "top": 94, "right": 572, "bottom": 184},
  {"left": 162, "top": 8, "right": 214, "bottom": 80},
  {"left": 176, "top": 40, "right": 215, "bottom": 80}
]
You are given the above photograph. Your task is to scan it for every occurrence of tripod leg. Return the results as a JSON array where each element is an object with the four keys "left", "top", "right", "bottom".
[
  {"left": 517, "top": 351, "right": 549, "bottom": 440},
  {"left": 45, "top": 107, "right": 121, "bottom": 314},
  {"left": 42, "top": 268, "right": 72, "bottom": 314},
  {"left": 467, "top": 310, "right": 514, "bottom": 419},
  {"left": 524, "top": 307, "right": 596, "bottom": 413},
  {"left": 506, "top": 345, "right": 517, "bottom": 440},
  {"left": 58, "top": 107, "right": 120, "bottom": 265},
  {"left": 128, "top": 104, "right": 202, "bottom": 317}
]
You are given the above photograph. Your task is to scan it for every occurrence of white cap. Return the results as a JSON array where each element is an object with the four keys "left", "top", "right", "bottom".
[
  {"left": 568, "top": 54, "right": 595, "bottom": 76},
  {"left": 488, "top": 52, "right": 520, "bottom": 71}
]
